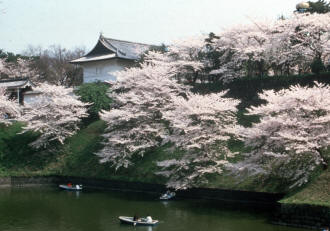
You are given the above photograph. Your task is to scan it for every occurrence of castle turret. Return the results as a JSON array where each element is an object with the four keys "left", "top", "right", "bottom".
[{"left": 296, "top": 2, "right": 310, "bottom": 12}]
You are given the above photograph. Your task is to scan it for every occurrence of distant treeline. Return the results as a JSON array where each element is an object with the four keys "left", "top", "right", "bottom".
[{"left": 0, "top": 45, "right": 85, "bottom": 86}]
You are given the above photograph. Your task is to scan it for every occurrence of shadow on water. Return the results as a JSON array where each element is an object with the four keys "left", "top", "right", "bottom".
[{"left": 0, "top": 186, "right": 309, "bottom": 231}]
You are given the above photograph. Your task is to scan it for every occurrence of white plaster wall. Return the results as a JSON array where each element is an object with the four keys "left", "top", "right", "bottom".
[
  {"left": 81, "top": 58, "right": 134, "bottom": 83},
  {"left": 23, "top": 94, "right": 41, "bottom": 105}
]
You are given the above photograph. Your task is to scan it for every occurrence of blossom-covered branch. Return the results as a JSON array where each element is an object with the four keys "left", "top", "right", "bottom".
[
  {"left": 157, "top": 92, "right": 239, "bottom": 189},
  {"left": 21, "top": 83, "right": 89, "bottom": 148},
  {"left": 209, "top": 13, "right": 330, "bottom": 82},
  {"left": 236, "top": 82, "right": 330, "bottom": 188},
  {"left": 0, "top": 87, "right": 21, "bottom": 125},
  {"left": 0, "top": 57, "right": 40, "bottom": 81},
  {"left": 98, "top": 44, "right": 240, "bottom": 189}
]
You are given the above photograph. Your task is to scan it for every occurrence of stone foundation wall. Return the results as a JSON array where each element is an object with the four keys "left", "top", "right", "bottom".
[
  {"left": 0, "top": 176, "right": 60, "bottom": 187},
  {"left": 273, "top": 203, "right": 330, "bottom": 230},
  {"left": 177, "top": 187, "right": 283, "bottom": 205},
  {"left": 0, "top": 177, "right": 11, "bottom": 187},
  {"left": 0, "top": 176, "right": 283, "bottom": 205}
]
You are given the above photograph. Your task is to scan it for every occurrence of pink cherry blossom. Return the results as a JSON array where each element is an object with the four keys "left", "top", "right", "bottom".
[
  {"left": 236, "top": 82, "right": 330, "bottom": 189},
  {"left": 0, "top": 87, "right": 21, "bottom": 125},
  {"left": 98, "top": 41, "right": 240, "bottom": 189},
  {"left": 21, "top": 83, "right": 89, "bottom": 148}
]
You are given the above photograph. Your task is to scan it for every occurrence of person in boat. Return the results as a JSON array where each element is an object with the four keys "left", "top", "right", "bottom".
[
  {"left": 146, "top": 215, "right": 152, "bottom": 223},
  {"left": 161, "top": 190, "right": 170, "bottom": 198},
  {"left": 133, "top": 214, "right": 139, "bottom": 221},
  {"left": 67, "top": 182, "right": 72, "bottom": 187}
]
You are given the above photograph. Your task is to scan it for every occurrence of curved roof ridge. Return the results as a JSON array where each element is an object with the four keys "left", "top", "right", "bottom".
[
  {"left": 103, "top": 36, "right": 153, "bottom": 47},
  {"left": 99, "top": 35, "right": 118, "bottom": 52}
]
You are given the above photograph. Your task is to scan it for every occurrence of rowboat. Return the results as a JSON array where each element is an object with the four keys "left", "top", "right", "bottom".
[
  {"left": 59, "top": 184, "right": 83, "bottom": 191},
  {"left": 118, "top": 216, "right": 159, "bottom": 226},
  {"left": 160, "top": 191, "right": 176, "bottom": 200}
]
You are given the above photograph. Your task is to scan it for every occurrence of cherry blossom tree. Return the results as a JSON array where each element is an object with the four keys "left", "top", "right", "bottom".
[
  {"left": 0, "top": 87, "right": 21, "bottom": 125},
  {"left": 145, "top": 37, "right": 206, "bottom": 80},
  {"left": 156, "top": 92, "right": 239, "bottom": 189},
  {"left": 1, "top": 56, "right": 88, "bottom": 147},
  {"left": 98, "top": 46, "right": 240, "bottom": 189},
  {"left": 236, "top": 82, "right": 330, "bottom": 189},
  {"left": 98, "top": 62, "right": 186, "bottom": 169},
  {"left": 270, "top": 12, "right": 330, "bottom": 75},
  {"left": 209, "top": 13, "right": 330, "bottom": 82},
  {"left": 21, "top": 83, "right": 89, "bottom": 148},
  {"left": 0, "top": 58, "right": 24, "bottom": 125},
  {"left": 210, "top": 22, "right": 272, "bottom": 81},
  {"left": 0, "top": 57, "right": 40, "bottom": 81}
]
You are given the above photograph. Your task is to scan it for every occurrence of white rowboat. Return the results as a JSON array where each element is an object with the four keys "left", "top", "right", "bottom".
[
  {"left": 160, "top": 191, "right": 176, "bottom": 200},
  {"left": 59, "top": 184, "right": 82, "bottom": 191},
  {"left": 118, "top": 216, "right": 159, "bottom": 226}
]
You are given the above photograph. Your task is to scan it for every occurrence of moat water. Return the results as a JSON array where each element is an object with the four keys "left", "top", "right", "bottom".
[{"left": 0, "top": 186, "right": 309, "bottom": 231}]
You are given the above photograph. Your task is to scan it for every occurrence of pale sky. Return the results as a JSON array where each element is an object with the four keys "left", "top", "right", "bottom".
[{"left": 1, "top": 0, "right": 301, "bottom": 54}]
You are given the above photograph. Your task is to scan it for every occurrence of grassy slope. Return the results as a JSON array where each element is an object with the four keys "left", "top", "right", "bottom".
[
  {"left": 280, "top": 169, "right": 330, "bottom": 207},
  {"left": 21, "top": 120, "right": 169, "bottom": 184},
  {"left": 0, "top": 122, "right": 48, "bottom": 176},
  {"left": 280, "top": 148, "right": 330, "bottom": 207}
]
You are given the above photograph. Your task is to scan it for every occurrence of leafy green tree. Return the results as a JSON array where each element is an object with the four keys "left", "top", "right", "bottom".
[
  {"left": 307, "top": 0, "right": 330, "bottom": 13},
  {"left": 75, "top": 82, "right": 112, "bottom": 121}
]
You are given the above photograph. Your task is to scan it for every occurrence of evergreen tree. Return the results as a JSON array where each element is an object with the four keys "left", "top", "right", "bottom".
[{"left": 307, "top": 0, "right": 330, "bottom": 13}]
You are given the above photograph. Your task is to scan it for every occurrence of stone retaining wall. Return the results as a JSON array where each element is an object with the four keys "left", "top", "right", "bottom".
[
  {"left": 57, "top": 176, "right": 284, "bottom": 206},
  {"left": 273, "top": 203, "right": 330, "bottom": 230},
  {"left": 0, "top": 176, "right": 283, "bottom": 205},
  {"left": 0, "top": 177, "right": 11, "bottom": 187},
  {"left": 178, "top": 187, "right": 283, "bottom": 205},
  {"left": 10, "top": 176, "right": 59, "bottom": 186}
]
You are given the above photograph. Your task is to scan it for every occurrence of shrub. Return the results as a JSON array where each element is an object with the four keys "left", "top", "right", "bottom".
[{"left": 75, "top": 82, "right": 112, "bottom": 121}]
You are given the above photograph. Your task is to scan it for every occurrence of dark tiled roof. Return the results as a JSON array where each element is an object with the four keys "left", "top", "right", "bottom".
[
  {"left": 70, "top": 35, "right": 152, "bottom": 63},
  {"left": 0, "top": 78, "right": 35, "bottom": 89},
  {"left": 101, "top": 36, "right": 151, "bottom": 60},
  {"left": 0, "top": 77, "right": 29, "bottom": 83}
]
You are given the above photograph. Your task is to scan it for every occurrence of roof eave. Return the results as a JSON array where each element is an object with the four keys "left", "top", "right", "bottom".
[
  {"left": 85, "top": 35, "right": 116, "bottom": 57},
  {"left": 70, "top": 56, "right": 139, "bottom": 64}
]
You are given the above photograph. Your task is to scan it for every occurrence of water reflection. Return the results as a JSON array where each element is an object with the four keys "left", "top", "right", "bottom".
[
  {"left": 63, "top": 190, "right": 81, "bottom": 198},
  {"left": 160, "top": 201, "right": 169, "bottom": 207}
]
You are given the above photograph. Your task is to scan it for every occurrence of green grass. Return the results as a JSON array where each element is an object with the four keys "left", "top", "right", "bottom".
[
  {"left": 280, "top": 148, "right": 330, "bottom": 207},
  {"left": 280, "top": 169, "right": 330, "bottom": 207},
  {"left": 0, "top": 120, "right": 168, "bottom": 183},
  {"left": 0, "top": 122, "right": 48, "bottom": 175}
]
